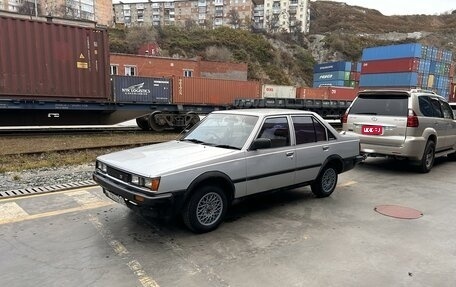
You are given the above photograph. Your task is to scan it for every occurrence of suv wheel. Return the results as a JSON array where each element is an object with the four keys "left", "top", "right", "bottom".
[
  {"left": 182, "top": 185, "right": 227, "bottom": 233},
  {"left": 311, "top": 165, "right": 338, "bottom": 198},
  {"left": 448, "top": 152, "right": 456, "bottom": 161},
  {"left": 418, "top": 140, "right": 435, "bottom": 173}
]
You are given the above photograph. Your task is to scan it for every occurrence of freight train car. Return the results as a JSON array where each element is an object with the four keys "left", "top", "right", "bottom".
[
  {"left": 0, "top": 13, "right": 353, "bottom": 131},
  {"left": 0, "top": 14, "right": 262, "bottom": 131}
]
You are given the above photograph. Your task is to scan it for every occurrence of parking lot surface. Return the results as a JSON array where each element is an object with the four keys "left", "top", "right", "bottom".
[{"left": 1, "top": 158, "right": 455, "bottom": 287}]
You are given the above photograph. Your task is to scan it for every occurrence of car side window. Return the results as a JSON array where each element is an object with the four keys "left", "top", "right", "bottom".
[
  {"left": 313, "top": 118, "right": 328, "bottom": 142},
  {"left": 441, "top": 101, "right": 454, "bottom": 120},
  {"left": 292, "top": 116, "right": 330, "bottom": 144},
  {"left": 418, "top": 96, "right": 434, "bottom": 117},
  {"left": 292, "top": 116, "right": 316, "bottom": 144},
  {"left": 257, "top": 117, "right": 290, "bottom": 148},
  {"left": 430, "top": 98, "right": 443, "bottom": 118}
]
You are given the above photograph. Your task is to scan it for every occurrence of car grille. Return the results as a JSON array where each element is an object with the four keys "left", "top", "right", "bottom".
[{"left": 107, "top": 166, "right": 131, "bottom": 183}]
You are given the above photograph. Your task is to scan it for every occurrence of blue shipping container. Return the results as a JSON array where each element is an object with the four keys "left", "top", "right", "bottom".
[
  {"left": 313, "top": 61, "right": 352, "bottom": 73},
  {"left": 112, "top": 75, "right": 172, "bottom": 103},
  {"left": 313, "top": 80, "right": 346, "bottom": 88},
  {"left": 359, "top": 72, "right": 419, "bottom": 87},
  {"left": 362, "top": 43, "right": 422, "bottom": 61},
  {"left": 313, "top": 71, "right": 349, "bottom": 82}
]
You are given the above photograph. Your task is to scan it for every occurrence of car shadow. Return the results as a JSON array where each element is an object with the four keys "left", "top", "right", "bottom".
[{"left": 357, "top": 156, "right": 449, "bottom": 174}]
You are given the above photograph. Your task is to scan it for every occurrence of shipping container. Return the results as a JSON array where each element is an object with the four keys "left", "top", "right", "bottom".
[
  {"left": 313, "top": 61, "right": 352, "bottom": 73},
  {"left": 112, "top": 76, "right": 172, "bottom": 103},
  {"left": 261, "top": 84, "right": 297, "bottom": 99},
  {"left": 359, "top": 72, "right": 419, "bottom": 87},
  {"left": 172, "top": 77, "right": 260, "bottom": 105},
  {"left": 0, "top": 15, "right": 111, "bottom": 101},
  {"left": 313, "top": 71, "right": 350, "bottom": 82},
  {"left": 296, "top": 87, "right": 358, "bottom": 101},
  {"left": 313, "top": 80, "right": 346, "bottom": 88},
  {"left": 362, "top": 43, "right": 422, "bottom": 61},
  {"left": 361, "top": 58, "right": 419, "bottom": 74}
]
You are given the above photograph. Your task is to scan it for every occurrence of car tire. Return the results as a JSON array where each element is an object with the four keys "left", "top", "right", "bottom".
[
  {"left": 418, "top": 140, "right": 435, "bottom": 173},
  {"left": 448, "top": 151, "right": 456, "bottom": 161},
  {"left": 182, "top": 185, "right": 228, "bottom": 233},
  {"left": 311, "top": 165, "right": 338, "bottom": 198}
]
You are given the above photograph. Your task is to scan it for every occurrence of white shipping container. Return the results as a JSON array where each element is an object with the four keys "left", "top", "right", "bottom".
[{"left": 262, "top": 84, "right": 296, "bottom": 99}]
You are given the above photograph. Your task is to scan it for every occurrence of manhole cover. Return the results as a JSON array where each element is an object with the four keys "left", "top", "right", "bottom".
[{"left": 374, "top": 205, "right": 423, "bottom": 219}]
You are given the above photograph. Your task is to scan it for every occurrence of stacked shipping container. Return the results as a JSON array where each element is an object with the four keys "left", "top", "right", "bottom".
[
  {"left": 313, "top": 61, "right": 360, "bottom": 88},
  {"left": 359, "top": 43, "right": 454, "bottom": 99}
]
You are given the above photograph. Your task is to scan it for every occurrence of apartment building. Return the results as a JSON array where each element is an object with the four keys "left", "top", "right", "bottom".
[
  {"left": 113, "top": 0, "right": 310, "bottom": 33},
  {"left": 0, "top": 0, "right": 113, "bottom": 26}
]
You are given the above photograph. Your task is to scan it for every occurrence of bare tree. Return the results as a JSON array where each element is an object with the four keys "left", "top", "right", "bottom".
[
  {"left": 126, "top": 26, "right": 158, "bottom": 53},
  {"left": 227, "top": 8, "right": 241, "bottom": 29}
]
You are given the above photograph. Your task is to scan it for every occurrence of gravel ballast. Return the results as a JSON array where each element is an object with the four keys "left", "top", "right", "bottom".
[{"left": 0, "top": 164, "right": 95, "bottom": 192}]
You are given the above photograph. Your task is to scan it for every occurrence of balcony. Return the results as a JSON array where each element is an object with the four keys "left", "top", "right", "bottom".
[
  {"left": 152, "top": 3, "right": 160, "bottom": 8},
  {"left": 198, "top": 14, "right": 206, "bottom": 20},
  {"left": 198, "top": 0, "right": 206, "bottom": 7},
  {"left": 214, "top": 0, "right": 223, "bottom": 6},
  {"left": 289, "top": 0, "right": 298, "bottom": 6},
  {"left": 164, "top": 3, "right": 174, "bottom": 8},
  {"left": 289, "top": 7, "right": 297, "bottom": 14},
  {"left": 272, "top": 7, "right": 280, "bottom": 14}
]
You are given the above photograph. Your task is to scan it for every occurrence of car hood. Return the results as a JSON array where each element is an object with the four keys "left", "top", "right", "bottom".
[{"left": 97, "top": 140, "right": 240, "bottom": 177}]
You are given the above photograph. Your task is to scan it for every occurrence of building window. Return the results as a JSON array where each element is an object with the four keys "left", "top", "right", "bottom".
[
  {"left": 125, "top": 66, "right": 136, "bottom": 76},
  {"left": 183, "top": 70, "right": 193, "bottom": 77},
  {"left": 110, "top": 65, "right": 118, "bottom": 75}
]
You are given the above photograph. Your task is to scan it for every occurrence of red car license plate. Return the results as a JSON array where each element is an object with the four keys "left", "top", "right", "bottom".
[{"left": 361, "top": 125, "right": 383, "bottom": 135}]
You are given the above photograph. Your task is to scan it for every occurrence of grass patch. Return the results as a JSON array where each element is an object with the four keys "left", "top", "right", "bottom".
[{"left": 0, "top": 147, "right": 130, "bottom": 173}]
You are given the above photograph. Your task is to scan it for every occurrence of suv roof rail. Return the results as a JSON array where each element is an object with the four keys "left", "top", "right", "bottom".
[{"left": 410, "top": 89, "right": 437, "bottom": 95}]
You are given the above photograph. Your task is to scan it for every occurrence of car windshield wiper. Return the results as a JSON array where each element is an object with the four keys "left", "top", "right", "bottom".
[
  {"left": 213, "top": 144, "right": 241, "bottom": 150},
  {"left": 181, "top": 138, "right": 206, "bottom": 144}
]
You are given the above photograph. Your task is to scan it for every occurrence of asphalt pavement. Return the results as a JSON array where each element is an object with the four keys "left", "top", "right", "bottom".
[{"left": 1, "top": 157, "right": 455, "bottom": 287}]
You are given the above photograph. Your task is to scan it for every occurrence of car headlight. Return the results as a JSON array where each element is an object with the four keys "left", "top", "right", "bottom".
[
  {"left": 96, "top": 161, "right": 107, "bottom": 173},
  {"left": 130, "top": 175, "right": 160, "bottom": 192}
]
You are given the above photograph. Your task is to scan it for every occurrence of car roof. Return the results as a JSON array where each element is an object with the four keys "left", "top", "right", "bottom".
[
  {"left": 212, "top": 109, "right": 316, "bottom": 117},
  {"left": 358, "top": 89, "right": 447, "bottom": 101}
]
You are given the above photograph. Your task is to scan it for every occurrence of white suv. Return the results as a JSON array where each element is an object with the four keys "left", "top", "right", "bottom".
[{"left": 342, "top": 89, "right": 456, "bottom": 172}]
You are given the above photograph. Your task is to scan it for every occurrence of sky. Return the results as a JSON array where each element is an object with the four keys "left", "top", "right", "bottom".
[{"left": 329, "top": 0, "right": 455, "bottom": 16}]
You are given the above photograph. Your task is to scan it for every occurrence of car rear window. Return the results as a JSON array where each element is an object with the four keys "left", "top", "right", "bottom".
[{"left": 349, "top": 94, "right": 408, "bottom": 116}]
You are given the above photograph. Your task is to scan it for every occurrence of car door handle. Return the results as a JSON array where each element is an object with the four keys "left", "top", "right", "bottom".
[
  {"left": 322, "top": 146, "right": 329, "bottom": 151},
  {"left": 286, "top": 151, "right": 294, "bottom": 157}
]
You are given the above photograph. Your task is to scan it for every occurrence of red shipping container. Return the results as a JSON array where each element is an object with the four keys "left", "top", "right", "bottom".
[
  {"left": 296, "top": 87, "right": 330, "bottom": 99},
  {"left": 172, "top": 77, "right": 260, "bottom": 105},
  {"left": 451, "top": 83, "right": 456, "bottom": 103},
  {"left": 327, "top": 87, "right": 358, "bottom": 101},
  {"left": 0, "top": 15, "right": 111, "bottom": 101},
  {"left": 361, "top": 58, "right": 420, "bottom": 74},
  {"left": 296, "top": 87, "right": 358, "bottom": 101},
  {"left": 450, "top": 63, "right": 455, "bottom": 78}
]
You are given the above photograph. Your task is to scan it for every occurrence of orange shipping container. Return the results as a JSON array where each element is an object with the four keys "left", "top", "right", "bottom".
[
  {"left": 296, "top": 87, "right": 358, "bottom": 101},
  {"left": 172, "top": 77, "right": 261, "bottom": 105}
]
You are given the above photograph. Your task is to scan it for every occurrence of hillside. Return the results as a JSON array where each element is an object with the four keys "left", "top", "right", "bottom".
[{"left": 109, "top": 1, "right": 456, "bottom": 87}]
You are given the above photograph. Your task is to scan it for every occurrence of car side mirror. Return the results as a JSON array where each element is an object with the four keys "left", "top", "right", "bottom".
[{"left": 250, "top": 138, "right": 272, "bottom": 150}]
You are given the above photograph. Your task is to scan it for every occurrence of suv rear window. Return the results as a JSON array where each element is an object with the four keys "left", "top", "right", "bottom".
[{"left": 349, "top": 94, "right": 408, "bottom": 116}]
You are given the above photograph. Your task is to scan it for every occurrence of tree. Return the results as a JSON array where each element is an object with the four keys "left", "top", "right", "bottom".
[
  {"left": 227, "top": 8, "right": 241, "bottom": 29},
  {"left": 126, "top": 26, "right": 158, "bottom": 53}
]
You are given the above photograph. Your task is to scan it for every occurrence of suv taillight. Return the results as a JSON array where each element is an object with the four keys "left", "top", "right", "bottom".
[
  {"left": 341, "top": 112, "right": 348, "bottom": 124},
  {"left": 407, "top": 109, "right": 419, "bottom": 127}
]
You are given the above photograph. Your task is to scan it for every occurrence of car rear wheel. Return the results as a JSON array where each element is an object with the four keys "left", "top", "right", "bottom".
[
  {"left": 311, "top": 165, "right": 338, "bottom": 198},
  {"left": 182, "top": 185, "right": 227, "bottom": 233},
  {"left": 418, "top": 140, "right": 435, "bottom": 173}
]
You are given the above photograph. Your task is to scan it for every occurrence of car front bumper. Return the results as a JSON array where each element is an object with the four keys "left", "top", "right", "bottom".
[{"left": 93, "top": 171, "right": 184, "bottom": 209}]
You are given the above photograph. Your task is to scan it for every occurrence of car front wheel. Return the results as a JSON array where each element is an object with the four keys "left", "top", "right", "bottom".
[
  {"left": 182, "top": 185, "right": 228, "bottom": 233},
  {"left": 311, "top": 165, "right": 338, "bottom": 198}
]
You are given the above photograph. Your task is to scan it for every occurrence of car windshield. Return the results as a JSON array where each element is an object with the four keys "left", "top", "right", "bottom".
[{"left": 182, "top": 113, "right": 258, "bottom": 150}]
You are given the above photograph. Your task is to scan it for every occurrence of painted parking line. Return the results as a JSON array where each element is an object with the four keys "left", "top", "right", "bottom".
[
  {"left": 88, "top": 215, "right": 160, "bottom": 287},
  {"left": 0, "top": 200, "right": 114, "bottom": 225}
]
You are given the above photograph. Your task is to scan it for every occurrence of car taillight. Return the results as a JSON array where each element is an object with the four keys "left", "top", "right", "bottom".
[
  {"left": 407, "top": 109, "right": 419, "bottom": 127},
  {"left": 341, "top": 112, "right": 348, "bottom": 124}
]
